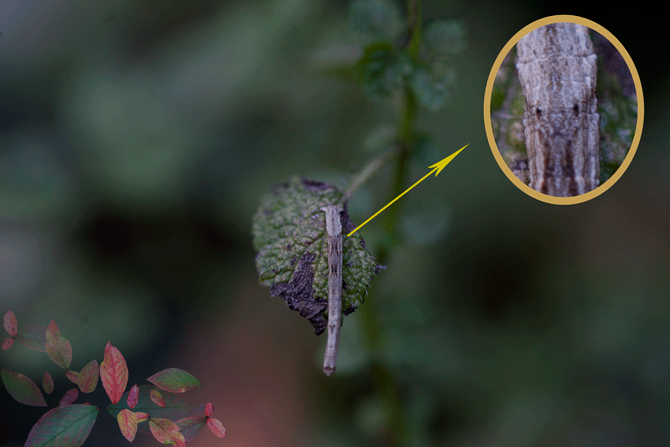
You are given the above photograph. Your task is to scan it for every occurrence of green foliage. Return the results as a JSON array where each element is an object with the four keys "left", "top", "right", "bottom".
[
  {"left": 349, "top": 0, "right": 404, "bottom": 46},
  {"left": 347, "top": 1, "right": 467, "bottom": 110},
  {"left": 252, "top": 177, "right": 381, "bottom": 334},
  {"left": 355, "top": 42, "right": 405, "bottom": 100},
  {"left": 490, "top": 84, "right": 506, "bottom": 112},
  {"left": 422, "top": 17, "right": 468, "bottom": 59},
  {"left": 597, "top": 57, "right": 637, "bottom": 184},
  {"left": 409, "top": 62, "right": 457, "bottom": 112}
]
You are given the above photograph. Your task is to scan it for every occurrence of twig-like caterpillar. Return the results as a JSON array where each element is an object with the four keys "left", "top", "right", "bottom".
[
  {"left": 321, "top": 204, "right": 343, "bottom": 376},
  {"left": 516, "top": 23, "right": 600, "bottom": 196}
]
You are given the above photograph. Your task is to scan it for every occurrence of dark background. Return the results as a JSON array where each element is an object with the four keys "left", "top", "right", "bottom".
[{"left": 1, "top": 1, "right": 668, "bottom": 446}]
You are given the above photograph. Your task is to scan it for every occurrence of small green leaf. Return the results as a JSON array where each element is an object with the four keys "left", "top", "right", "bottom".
[
  {"left": 348, "top": 0, "right": 404, "bottom": 46},
  {"left": 409, "top": 62, "right": 457, "bottom": 112},
  {"left": 1, "top": 368, "right": 47, "bottom": 406},
  {"left": 147, "top": 368, "right": 201, "bottom": 393},
  {"left": 423, "top": 17, "right": 468, "bottom": 59},
  {"left": 25, "top": 404, "right": 98, "bottom": 447},
  {"left": 252, "top": 177, "right": 381, "bottom": 334},
  {"left": 355, "top": 43, "right": 404, "bottom": 100}
]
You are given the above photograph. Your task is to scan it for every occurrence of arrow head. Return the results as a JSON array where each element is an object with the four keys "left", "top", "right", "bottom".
[{"left": 428, "top": 144, "right": 469, "bottom": 176}]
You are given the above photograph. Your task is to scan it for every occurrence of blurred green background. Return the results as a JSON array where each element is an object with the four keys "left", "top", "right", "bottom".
[{"left": 1, "top": 0, "right": 668, "bottom": 446}]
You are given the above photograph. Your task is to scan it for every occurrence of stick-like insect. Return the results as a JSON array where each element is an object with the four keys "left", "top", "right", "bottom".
[
  {"left": 516, "top": 22, "right": 600, "bottom": 196},
  {"left": 321, "top": 204, "right": 343, "bottom": 376}
]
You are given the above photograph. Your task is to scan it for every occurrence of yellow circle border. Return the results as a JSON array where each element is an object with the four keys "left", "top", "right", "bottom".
[{"left": 483, "top": 15, "right": 644, "bottom": 205}]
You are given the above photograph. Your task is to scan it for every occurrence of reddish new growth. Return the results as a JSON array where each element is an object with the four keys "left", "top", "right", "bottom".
[{"left": 0, "top": 311, "right": 227, "bottom": 446}]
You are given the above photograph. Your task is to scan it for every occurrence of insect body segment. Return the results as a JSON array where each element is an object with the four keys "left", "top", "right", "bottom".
[{"left": 516, "top": 23, "right": 600, "bottom": 197}]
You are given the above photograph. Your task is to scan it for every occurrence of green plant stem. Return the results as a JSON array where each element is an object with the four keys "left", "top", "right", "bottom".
[
  {"left": 406, "top": 0, "right": 422, "bottom": 61},
  {"left": 358, "top": 1, "right": 422, "bottom": 441}
]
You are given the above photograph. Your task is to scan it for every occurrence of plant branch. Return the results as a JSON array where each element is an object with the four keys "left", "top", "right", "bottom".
[
  {"left": 357, "top": 2, "right": 422, "bottom": 444},
  {"left": 406, "top": 0, "right": 422, "bottom": 61},
  {"left": 339, "top": 145, "right": 402, "bottom": 206}
]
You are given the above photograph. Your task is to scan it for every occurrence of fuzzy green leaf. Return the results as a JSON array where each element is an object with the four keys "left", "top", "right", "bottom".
[
  {"left": 423, "top": 17, "right": 468, "bottom": 59},
  {"left": 355, "top": 43, "right": 405, "bottom": 100},
  {"left": 410, "top": 62, "right": 457, "bottom": 112},
  {"left": 252, "top": 177, "right": 381, "bottom": 334},
  {"left": 348, "top": 0, "right": 404, "bottom": 46}
]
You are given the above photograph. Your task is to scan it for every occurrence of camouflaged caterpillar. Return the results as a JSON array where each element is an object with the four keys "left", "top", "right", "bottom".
[
  {"left": 321, "top": 204, "right": 343, "bottom": 376},
  {"left": 516, "top": 22, "right": 600, "bottom": 197}
]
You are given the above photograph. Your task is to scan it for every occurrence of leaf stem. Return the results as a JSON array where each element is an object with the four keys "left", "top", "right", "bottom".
[{"left": 339, "top": 146, "right": 401, "bottom": 206}]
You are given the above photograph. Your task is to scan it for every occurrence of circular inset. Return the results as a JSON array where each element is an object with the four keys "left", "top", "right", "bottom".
[{"left": 484, "top": 15, "right": 643, "bottom": 204}]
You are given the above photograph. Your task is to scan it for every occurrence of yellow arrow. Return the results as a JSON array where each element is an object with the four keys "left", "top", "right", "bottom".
[{"left": 347, "top": 144, "right": 468, "bottom": 237}]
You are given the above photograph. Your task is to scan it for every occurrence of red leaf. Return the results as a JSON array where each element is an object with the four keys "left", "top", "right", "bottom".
[
  {"left": 1, "top": 368, "right": 47, "bottom": 406},
  {"left": 117, "top": 409, "right": 138, "bottom": 442},
  {"left": 108, "top": 385, "right": 206, "bottom": 423},
  {"left": 128, "top": 384, "right": 140, "bottom": 409},
  {"left": 4, "top": 310, "right": 17, "bottom": 337},
  {"left": 147, "top": 368, "right": 201, "bottom": 393},
  {"left": 175, "top": 416, "right": 207, "bottom": 442},
  {"left": 205, "top": 402, "right": 213, "bottom": 417},
  {"left": 60, "top": 387, "right": 79, "bottom": 406},
  {"left": 43, "top": 371, "right": 54, "bottom": 394},
  {"left": 100, "top": 342, "right": 128, "bottom": 404},
  {"left": 45, "top": 319, "right": 61, "bottom": 344},
  {"left": 77, "top": 360, "right": 99, "bottom": 393},
  {"left": 25, "top": 404, "right": 98, "bottom": 447},
  {"left": 66, "top": 370, "right": 80, "bottom": 384},
  {"left": 15, "top": 325, "right": 47, "bottom": 352},
  {"left": 149, "top": 418, "right": 185, "bottom": 447},
  {"left": 2, "top": 337, "right": 13, "bottom": 350},
  {"left": 135, "top": 411, "right": 150, "bottom": 422},
  {"left": 45, "top": 320, "right": 72, "bottom": 369},
  {"left": 150, "top": 389, "right": 166, "bottom": 407},
  {"left": 206, "top": 417, "right": 226, "bottom": 438}
]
